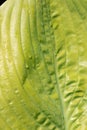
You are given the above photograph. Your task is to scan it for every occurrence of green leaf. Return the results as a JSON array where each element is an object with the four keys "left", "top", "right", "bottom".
[{"left": 0, "top": 0, "right": 87, "bottom": 130}]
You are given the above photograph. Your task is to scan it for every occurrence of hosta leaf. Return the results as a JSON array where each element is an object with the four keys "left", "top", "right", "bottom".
[{"left": 0, "top": 0, "right": 87, "bottom": 130}]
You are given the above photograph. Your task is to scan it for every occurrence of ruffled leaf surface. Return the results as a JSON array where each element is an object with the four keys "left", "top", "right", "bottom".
[{"left": 0, "top": 0, "right": 87, "bottom": 130}]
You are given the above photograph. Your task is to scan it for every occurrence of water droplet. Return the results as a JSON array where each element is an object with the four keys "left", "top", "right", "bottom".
[
  {"left": 52, "top": 12, "right": 60, "bottom": 18},
  {"left": 49, "top": 70, "right": 55, "bottom": 75},
  {"left": 9, "top": 101, "right": 13, "bottom": 105},
  {"left": 44, "top": 119, "right": 50, "bottom": 126},
  {"left": 29, "top": 56, "right": 32, "bottom": 59},
  {"left": 37, "top": 126, "right": 46, "bottom": 130},
  {"left": 36, "top": 63, "right": 40, "bottom": 68},
  {"left": 26, "top": 64, "right": 29, "bottom": 69},
  {"left": 36, "top": 113, "right": 46, "bottom": 124},
  {"left": 14, "top": 89, "right": 19, "bottom": 94},
  {"left": 8, "top": 99, "right": 13, "bottom": 105},
  {"left": 49, "top": 124, "right": 56, "bottom": 129}
]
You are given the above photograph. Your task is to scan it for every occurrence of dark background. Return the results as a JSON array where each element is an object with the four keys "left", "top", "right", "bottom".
[{"left": 0, "top": 0, "right": 6, "bottom": 5}]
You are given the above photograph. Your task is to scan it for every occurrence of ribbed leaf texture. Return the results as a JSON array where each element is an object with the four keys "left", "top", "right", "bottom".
[{"left": 0, "top": 0, "right": 87, "bottom": 130}]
